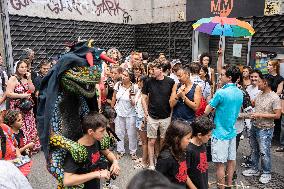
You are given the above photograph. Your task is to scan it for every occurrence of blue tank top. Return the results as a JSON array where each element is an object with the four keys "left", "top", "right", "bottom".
[{"left": 172, "top": 84, "right": 196, "bottom": 122}]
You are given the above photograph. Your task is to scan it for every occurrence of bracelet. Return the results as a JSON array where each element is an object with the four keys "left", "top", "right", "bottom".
[{"left": 99, "top": 170, "right": 101, "bottom": 179}]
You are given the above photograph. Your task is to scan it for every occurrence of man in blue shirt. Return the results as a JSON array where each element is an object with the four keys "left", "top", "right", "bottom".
[{"left": 204, "top": 65, "right": 243, "bottom": 189}]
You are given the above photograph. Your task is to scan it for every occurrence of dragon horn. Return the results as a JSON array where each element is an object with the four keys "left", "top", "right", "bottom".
[
  {"left": 99, "top": 53, "right": 116, "bottom": 64},
  {"left": 86, "top": 52, "right": 94, "bottom": 67}
]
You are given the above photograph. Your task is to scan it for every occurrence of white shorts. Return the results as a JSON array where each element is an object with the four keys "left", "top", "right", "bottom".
[{"left": 211, "top": 137, "right": 236, "bottom": 163}]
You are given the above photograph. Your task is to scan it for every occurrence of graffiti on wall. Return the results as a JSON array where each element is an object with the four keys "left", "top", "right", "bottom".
[{"left": 9, "top": 0, "right": 132, "bottom": 23}]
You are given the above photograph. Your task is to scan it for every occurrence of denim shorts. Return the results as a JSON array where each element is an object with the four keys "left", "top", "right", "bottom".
[
  {"left": 136, "top": 117, "right": 147, "bottom": 132},
  {"left": 211, "top": 137, "right": 236, "bottom": 163}
]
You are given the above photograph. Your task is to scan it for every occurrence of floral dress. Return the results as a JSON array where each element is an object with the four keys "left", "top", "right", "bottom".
[{"left": 9, "top": 82, "right": 41, "bottom": 153}]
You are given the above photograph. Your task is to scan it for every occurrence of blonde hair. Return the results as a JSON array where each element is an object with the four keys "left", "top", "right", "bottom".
[{"left": 269, "top": 59, "right": 280, "bottom": 75}]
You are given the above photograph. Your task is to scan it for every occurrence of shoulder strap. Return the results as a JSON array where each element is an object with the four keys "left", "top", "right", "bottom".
[
  {"left": 176, "top": 83, "right": 182, "bottom": 92},
  {"left": 16, "top": 76, "right": 29, "bottom": 92},
  {"left": 117, "top": 81, "right": 122, "bottom": 91},
  {"left": 191, "top": 83, "right": 197, "bottom": 91}
]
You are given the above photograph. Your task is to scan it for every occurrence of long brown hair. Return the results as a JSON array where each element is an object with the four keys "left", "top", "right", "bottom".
[
  {"left": 161, "top": 120, "right": 192, "bottom": 162},
  {"left": 15, "top": 59, "right": 28, "bottom": 78}
]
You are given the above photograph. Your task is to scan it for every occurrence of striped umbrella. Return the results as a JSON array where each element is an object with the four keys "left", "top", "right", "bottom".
[{"left": 192, "top": 16, "right": 255, "bottom": 37}]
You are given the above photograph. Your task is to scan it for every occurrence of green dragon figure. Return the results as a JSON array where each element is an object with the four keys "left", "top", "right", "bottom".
[{"left": 37, "top": 40, "right": 116, "bottom": 189}]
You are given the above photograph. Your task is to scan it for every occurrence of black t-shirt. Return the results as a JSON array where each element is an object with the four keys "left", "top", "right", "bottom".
[
  {"left": 14, "top": 130, "right": 27, "bottom": 156},
  {"left": 269, "top": 74, "right": 283, "bottom": 93},
  {"left": 186, "top": 143, "right": 208, "bottom": 189},
  {"left": 64, "top": 141, "right": 102, "bottom": 189},
  {"left": 105, "top": 77, "right": 114, "bottom": 101},
  {"left": 156, "top": 149, "right": 188, "bottom": 188},
  {"left": 34, "top": 74, "right": 44, "bottom": 92},
  {"left": 142, "top": 76, "right": 175, "bottom": 119}
]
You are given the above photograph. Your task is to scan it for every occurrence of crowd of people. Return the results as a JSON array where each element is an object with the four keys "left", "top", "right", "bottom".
[{"left": 0, "top": 45, "right": 283, "bottom": 189}]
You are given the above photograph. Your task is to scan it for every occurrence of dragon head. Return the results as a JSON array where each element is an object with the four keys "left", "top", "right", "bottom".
[
  {"left": 60, "top": 66, "right": 99, "bottom": 98},
  {"left": 59, "top": 39, "right": 115, "bottom": 98}
]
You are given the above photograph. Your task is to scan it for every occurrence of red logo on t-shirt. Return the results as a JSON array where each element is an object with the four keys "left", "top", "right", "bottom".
[
  {"left": 197, "top": 152, "right": 208, "bottom": 173},
  {"left": 91, "top": 151, "right": 100, "bottom": 164},
  {"left": 176, "top": 160, "right": 188, "bottom": 182}
]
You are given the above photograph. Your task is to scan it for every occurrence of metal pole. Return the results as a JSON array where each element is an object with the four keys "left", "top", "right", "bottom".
[
  {"left": 0, "top": 0, "right": 6, "bottom": 66},
  {"left": 0, "top": 0, "right": 13, "bottom": 75},
  {"left": 246, "top": 20, "right": 253, "bottom": 66},
  {"left": 169, "top": 16, "right": 171, "bottom": 59}
]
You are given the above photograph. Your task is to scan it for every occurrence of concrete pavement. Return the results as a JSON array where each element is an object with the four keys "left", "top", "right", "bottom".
[{"left": 28, "top": 138, "right": 284, "bottom": 189}]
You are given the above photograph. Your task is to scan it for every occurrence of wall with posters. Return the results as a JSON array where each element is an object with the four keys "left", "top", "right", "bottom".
[
  {"left": 186, "top": 0, "right": 265, "bottom": 21},
  {"left": 7, "top": 0, "right": 187, "bottom": 24},
  {"left": 7, "top": 0, "right": 133, "bottom": 24}
]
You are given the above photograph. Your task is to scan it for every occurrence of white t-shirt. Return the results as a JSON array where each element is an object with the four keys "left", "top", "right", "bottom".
[
  {"left": 0, "top": 161, "right": 32, "bottom": 189},
  {"left": 169, "top": 73, "right": 179, "bottom": 84},
  {"left": 134, "top": 89, "right": 144, "bottom": 118},
  {"left": 246, "top": 85, "right": 261, "bottom": 101},
  {"left": 114, "top": 82, "right": 138, "bottom": 117}
]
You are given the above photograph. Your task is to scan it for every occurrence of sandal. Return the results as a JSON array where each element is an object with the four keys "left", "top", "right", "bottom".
[
  {"left": 116, "top": 152, "right": 124, "bottom": 159},
  {"left": 134, "top": 162, "right": 148, "bottom": 169},
  {"left": 131, "top": 153, "right": 138, "bottom": 160},
  {"left": 134, "top": 158, "right": 143, "bottom": 164}
]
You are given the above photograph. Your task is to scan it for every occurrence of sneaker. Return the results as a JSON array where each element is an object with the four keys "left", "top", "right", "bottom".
[
  {"left": 242, "top": 169, "right": 260, "bottom": 177},
  {"left": 116, "top": 152, "right": 125, "bottom": 159},
  {"left": 275, "top": 147, "right": 284, "bottom": 152},
  {"left": 131, "top": 153, "right": 138, "bottom": 160},
  {"left": 259, "top": 174, "right": 271, "bottom": 184},
  {"left": 242, "top": 155, "right": 251, "bottom": 161},
  {"left": 241, "top": 162, "right": 252, "bottom": 168}
]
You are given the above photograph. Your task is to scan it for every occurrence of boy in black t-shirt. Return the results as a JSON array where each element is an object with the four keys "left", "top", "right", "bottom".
[
  {"left": 186, "top": 116, "right": 215, "bottom": 189},
  {"left": 63, "top": 113, "right": 120, "bottom": 189}
]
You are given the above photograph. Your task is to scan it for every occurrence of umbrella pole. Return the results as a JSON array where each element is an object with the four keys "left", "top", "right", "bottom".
[{"left": 218, "top": 36, "right": 225, "bottom": 66}]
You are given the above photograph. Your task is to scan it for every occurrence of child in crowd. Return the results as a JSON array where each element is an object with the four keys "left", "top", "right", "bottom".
[
  {"left": 134, "top": 75, "right": 148, "bottom": 169},
  {"left": 155, "top": 120, "right": 192, "bottom": 188},
  {"left": 4, "top": 110, "right": 34, "bottom": 156},
  {"left": 63, "top": 113, "right": 120, "bottom": 189},
  {"left": 1, "top": 111, "right": 32, "bottom": 176},
  {"left": 0, "top": 120, "right": 20, "bottom": 160},
  {"left": 186, "top": 116, "right": 215, "bottom": 189}
]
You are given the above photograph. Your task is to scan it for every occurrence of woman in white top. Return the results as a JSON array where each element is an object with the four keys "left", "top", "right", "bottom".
[
  {"left": 111, "top": 69, "right": 138, "bottom": 160},
  {"left": 199, "top": 65, "right": 212, "bottom": 102},
  {"left": 200, "top": 53, "right": 215, "bottom": 93}
]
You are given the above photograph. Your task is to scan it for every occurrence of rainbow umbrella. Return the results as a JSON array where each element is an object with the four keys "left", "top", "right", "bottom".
[{"left": 192, "top": 16, "right": 255, "bottom": 37}]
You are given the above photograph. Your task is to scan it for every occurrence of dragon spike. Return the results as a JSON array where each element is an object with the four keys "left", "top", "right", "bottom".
[
  {"left": 86, "top": 52, "right": 94, "bottom": 67},
  {"left": 99, "top": 53, "right": 116, "bottom": 64}
]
